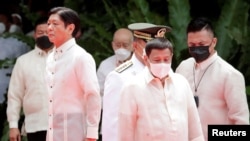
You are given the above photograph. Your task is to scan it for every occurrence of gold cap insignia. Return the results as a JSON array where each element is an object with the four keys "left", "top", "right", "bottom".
[{"left": 155, "top": 28, "right": 167, "bottom": 38}]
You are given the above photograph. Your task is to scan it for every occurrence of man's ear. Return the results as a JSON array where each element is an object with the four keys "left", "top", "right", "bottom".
[
  {"left": 143, "top": 55, "right": 149, "bottom": 66},
  {"left": 132, "top": 41, "right": 138, "bottom": 50},
  {"left": 212, "top": 37, "right": 217, "bottom": 48},
  {"left": 111, "top": 41, "right": 117, "bottom": 51},
  {"left": 67, "top": 24, "right": 75, "bottom": 35}
]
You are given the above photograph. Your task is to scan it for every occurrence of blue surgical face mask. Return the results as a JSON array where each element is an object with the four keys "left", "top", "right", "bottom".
[{"left": 188, "top": 46, "right": 210, "bottom": 63}]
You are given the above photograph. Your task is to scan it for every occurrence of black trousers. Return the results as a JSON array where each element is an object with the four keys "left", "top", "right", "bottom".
[{"left": 27, "top": 131, "right": 47, "bottom": 141}]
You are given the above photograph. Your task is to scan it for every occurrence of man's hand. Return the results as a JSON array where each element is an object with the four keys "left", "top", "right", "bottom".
[{"left": 9, "top": 128, "right": 21, "bottom": 141}]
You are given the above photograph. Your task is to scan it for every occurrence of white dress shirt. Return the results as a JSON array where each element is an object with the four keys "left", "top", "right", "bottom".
[
  {"left": 7, "top": 46, "right": 51, "bottom": 133},
  {"left": 97, "top": 55, "right": 117, "bottom": 96},
  {"left": 118, "top": 68, "right": 204, "bottom": 141},
  {"left": 176, "top": 52, "right": 250, "bottom": 141},
  {"left": 0, "top": 36, "right": 30, "bottom": 103},
  {"left": 102, "top": 54, "right": 145, "bottom": 141},
  {"left": 45, "top": 38, "right": 101, "bottom": 141}
]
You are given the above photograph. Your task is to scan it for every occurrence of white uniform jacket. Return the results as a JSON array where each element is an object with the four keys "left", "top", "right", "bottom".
[{"left": 102, "top": 54, "right": 144, "bottom": 141}]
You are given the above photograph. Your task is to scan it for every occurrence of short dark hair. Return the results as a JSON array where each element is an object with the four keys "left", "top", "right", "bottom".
[
  {"left": 34, "top": 17, "right": 48, "bottom": 31},
  {"left": 187, "top": 17, "right": 215, "bottom": 36},
  {"left": 145, "top": 37, "right": 173, "bottom": 56},
  {"left": 49, "top": 7, "right": 80, "bottom": 38}
]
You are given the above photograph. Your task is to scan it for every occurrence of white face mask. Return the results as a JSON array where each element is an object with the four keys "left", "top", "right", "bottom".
[
  {"left": 0, "top": 22, "right": 6, "bottom": 34},
  {"left": 9, "top": 24, "right": 22, "bottom": 33},
  {"left": 115, "top": 48, "right": 132, "bottom": 62},
  {"left": 149, "top": 62, "right": 171, "bottom": 79}
]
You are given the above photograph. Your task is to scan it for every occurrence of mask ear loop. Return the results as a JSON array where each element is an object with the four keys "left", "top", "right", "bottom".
[
  {"left": 208, "top": 39, "right": 213, "bottom": 47},
  {"left": 210, "top": 37, "right": 217, "bottom": 54},
  {"left": 136, "top": 39, "right": 146, "bottom": 57}
]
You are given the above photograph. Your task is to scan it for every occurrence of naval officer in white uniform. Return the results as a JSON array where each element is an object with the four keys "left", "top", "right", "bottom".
[{"left": 101, "top": 22, "right": 172, "bottom": 141}]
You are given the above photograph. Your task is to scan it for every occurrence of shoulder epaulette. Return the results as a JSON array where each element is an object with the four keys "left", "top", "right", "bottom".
[{"left": 115, "top": 60, "right": 133, "bottom": 73}]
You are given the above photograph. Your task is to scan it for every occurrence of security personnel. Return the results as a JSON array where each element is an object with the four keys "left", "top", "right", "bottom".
[{"left": 101, "top": 23, "right": 172, "bottom": 141}]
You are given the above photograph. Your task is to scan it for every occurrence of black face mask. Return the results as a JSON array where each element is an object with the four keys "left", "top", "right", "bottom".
[
  {"left": 188, "top": 46, "right": 210, "bottom": 63},
  {"left": 36, "top": 36, "right": 53, "bottom": 50}
]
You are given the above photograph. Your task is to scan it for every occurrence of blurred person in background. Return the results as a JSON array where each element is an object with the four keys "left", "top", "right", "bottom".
[
  {"left": 0, "top": 9, "right": 30, "bottom": 104},
  {"left": 97, "top": 28, "right": 134, "bottom": 97},
  {"left": 9, "top": 13, "right": 23, "bottom": 33},
  {"left": 0, "top": 10, "right": 22, "bottom": 34}
]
